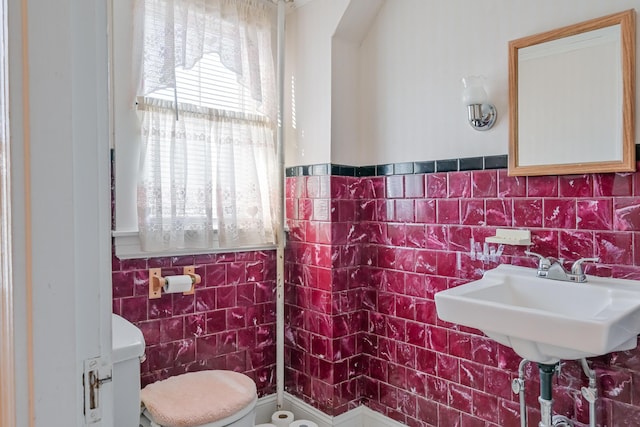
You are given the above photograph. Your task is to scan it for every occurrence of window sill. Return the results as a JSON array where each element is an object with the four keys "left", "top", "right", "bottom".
[{"left": 112, "top": 230, "right": 279, "bottom": 260}]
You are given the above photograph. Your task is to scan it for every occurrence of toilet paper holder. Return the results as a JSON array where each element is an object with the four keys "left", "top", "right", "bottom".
[{"left": 148, "top": 266, "right": 201, "bottom": 299}]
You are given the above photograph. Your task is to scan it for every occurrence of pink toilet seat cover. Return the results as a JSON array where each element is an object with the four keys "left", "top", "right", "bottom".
[{"left": 141, "top": 370, "right": 257, "bottom": 427}]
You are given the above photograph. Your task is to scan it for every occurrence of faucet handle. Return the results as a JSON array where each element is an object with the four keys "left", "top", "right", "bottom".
[
  {"left": 524, "top": 251, "right": 552, "bottom": 269},
  {"left": 571, "top": 257, "right": 600, "bottom": 276},
  {"left": 524, "top": 250, "right": 544, "bottom": 260},
  {"left": 545, "top": 256, "right": 564, "bottom": 265}
]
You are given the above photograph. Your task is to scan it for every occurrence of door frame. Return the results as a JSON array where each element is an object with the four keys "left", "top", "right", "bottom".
[
  {"left": 1, "top": 0, "right": 25, "bottom": 424},
  {"left": 0, "top": 4, "right": 17, "bottom": 417},
  {"left": 5, "top": 0, "right": 112, "bottom": 425}
]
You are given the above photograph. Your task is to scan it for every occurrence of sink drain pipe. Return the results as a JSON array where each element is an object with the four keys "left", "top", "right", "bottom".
[
  {"left": 538, "top": 363, "right": 557, "bottom": 427},
  {"left": 538, "top": 363, "right": 575, "bottom": 426},
  {"left": 514, "top": 359, "right": 596, "bottom": 427},
  {"left": 511, "top": 359, "right": 530, "bottom": 427},
  {"left": 580, "top": 358, "right": 597, "bottom": 427}
]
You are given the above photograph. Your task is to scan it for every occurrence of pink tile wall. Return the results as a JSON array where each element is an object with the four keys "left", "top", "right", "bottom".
[
  {"left": 285, "top": 167, "right": 640, "bottom": 426},
  {"left": 112, "top": 251, "right": 277, "bottom": 394},
  {"left": 285, "top": 175, "right": 365, "bottom": 415}
]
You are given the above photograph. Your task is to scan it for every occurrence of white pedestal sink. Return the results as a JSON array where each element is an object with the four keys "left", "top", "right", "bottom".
[{"left": 435, "top": 264, "right": 640, "bottom": 364}]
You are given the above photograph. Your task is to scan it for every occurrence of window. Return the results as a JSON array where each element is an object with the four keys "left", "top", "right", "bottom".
[
  {"left": 112, "top": 0, "right": 279, "bottom": 258},
  {"left": 150, "top": 53, "right": 263, "bottom": 113}
]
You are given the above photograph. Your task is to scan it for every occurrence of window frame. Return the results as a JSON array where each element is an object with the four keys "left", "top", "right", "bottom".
[{"left": 110, "top": 1, "right": 278, "bottom": 259}]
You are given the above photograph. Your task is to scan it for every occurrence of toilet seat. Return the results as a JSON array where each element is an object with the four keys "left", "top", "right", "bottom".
[
  {"left": 140, "top": 370, "right": 257, "bottom": 427},
  {"left": 140, "top": 395, "right": 257, "bottom": 427}
]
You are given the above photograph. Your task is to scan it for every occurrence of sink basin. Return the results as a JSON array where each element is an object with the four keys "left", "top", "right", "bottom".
[{"left": 435, "top": 264, "right": 640, "bottom": 364}]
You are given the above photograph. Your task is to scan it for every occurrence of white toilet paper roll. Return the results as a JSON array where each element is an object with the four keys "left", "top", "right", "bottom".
[
  {"left": 289, "top": 420, "right": 318, "bottom": 427},
  {"left": 163, "top": 275, "right": 193, "bottom": 293},
  {"left": 271, "top": 410, "right": 294, "bottom": 427}
]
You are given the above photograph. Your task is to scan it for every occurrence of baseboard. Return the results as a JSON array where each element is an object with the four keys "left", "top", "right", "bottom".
[
  {"left": 255, "top": 393, "right": 332, "bottom": 427},
  {"left": 282, "top": 393, "right": 333, "bottom": 427},
  {"left": 356, "top": 407, "right": 407, "bottom": 427},
  {"left": 331, "top": 406, "right": 364, "bottom": 427},
  {"left": 332, "top": 404, "right": 406, "bottom": 427},
  {"left": 255, "top": 394, "right": 278, "bottom": 425},
  {"left": 255, "top": 393, "right": 405, "bottom": 427}
]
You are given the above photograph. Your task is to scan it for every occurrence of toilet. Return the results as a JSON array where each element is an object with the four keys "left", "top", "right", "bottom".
[
  {"left": 139, "top": 370, "right": 257, "bottom": 427},
  {"left": 112, "top": 314, "right": 258, "bottom": 427},
  {"left": 112, "top": 313, "right": 147, "bottom": 427}
]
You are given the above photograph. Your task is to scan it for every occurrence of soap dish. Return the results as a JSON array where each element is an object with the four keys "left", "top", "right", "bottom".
[{"left": 485, "top": 229, "right": 531, "bottom": 246}]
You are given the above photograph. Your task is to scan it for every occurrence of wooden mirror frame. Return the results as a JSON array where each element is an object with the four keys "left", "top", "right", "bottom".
[{"left": 508, "top": 10, "right": 636, "bottom": 176}]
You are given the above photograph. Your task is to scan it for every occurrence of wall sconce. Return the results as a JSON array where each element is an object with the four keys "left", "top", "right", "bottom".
[{"left": 462, "top": 76, "right": 497, "bottom": 131}]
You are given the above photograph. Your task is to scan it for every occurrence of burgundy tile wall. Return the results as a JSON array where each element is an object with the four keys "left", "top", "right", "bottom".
[
  {"left": 112, "top": 250, "right": 277, "bottom": 394},
  {"left": 284, "top": 174, "right": 366, "bottom": 415},
  {"left": 285, "top": 167, "right": 640, "bottom": 426}
]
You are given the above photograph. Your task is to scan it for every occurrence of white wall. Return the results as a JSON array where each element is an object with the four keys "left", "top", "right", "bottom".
[
  {"left": 284, "top": 0, "right": 349, "bottom": 167},
  {"left": 287, "top": 0, "right": 640, "bottom": 167},
  {"left": 358, "top": 0, "right": 640, "bottom": 165},
  {"left": 330, "top": 39, "right": 360, "bottom": 166},
  {"left": 331, "top": 0, "right": 384, "bottom": 167}
]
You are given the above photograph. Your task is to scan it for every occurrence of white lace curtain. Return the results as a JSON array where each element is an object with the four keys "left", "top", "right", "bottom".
[{"left": 133, "top": 0, "right": 279, "bottom": 251}]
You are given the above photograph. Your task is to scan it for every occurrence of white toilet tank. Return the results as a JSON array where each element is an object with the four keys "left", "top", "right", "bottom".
[{"left": 112, "top": 314, "right": 146, "bottom": 427}]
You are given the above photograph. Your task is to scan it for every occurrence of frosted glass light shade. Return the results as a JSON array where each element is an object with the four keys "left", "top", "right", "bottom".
[
  {"left": 461, "top": 75, "right": 497, "bottom": 131},
  {"left": 462, "top": 76, "right": 488, "bottom": 105}
]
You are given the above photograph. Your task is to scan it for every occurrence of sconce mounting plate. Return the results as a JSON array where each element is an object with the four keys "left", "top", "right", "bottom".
[{"left": 467, "top": 103, "right": 497, "bottom": 131}]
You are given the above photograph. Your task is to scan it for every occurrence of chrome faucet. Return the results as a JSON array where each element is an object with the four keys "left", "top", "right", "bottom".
[{"left": 525, "top": 251, "right": 600, "bottom": 283}]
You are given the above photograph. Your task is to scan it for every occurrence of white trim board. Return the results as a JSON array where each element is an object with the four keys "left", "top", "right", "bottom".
[{"left": 256, "top": 393, "right": 407, "bottom": 427}]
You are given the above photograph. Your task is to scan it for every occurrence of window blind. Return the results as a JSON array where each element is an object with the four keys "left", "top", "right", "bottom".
[{"left": 149, "top": 52, "right": 265, "bottom": 116}]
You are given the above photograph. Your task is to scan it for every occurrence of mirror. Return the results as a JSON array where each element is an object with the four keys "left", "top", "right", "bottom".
[{"left": 509, "top": 10, "right": 636, "bottom": 176}]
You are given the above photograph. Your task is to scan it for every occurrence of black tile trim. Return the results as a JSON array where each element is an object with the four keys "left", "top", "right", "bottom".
[
  {"left": 484, "top": 154, "right": 508, "bottom": 169},
  {"left": 413, "top": 161, "right": 435, "bottom": 174},
  {"left": 459, "top": 157, "right": 483, "bottom": 171},
  {"left": 285, "top": 166, "right": 304, "bottom": 177},
  {"left": 393, "top": 162, "right": 414, "bottom": 175},
  {"left": 310, "top": 163, "right": 329, "bottom": 176},
  {"left": 376, "top": 164, "right": 394, "bottom": 176},
  {"left": 284, "top": 148, "right": 640, "bottom": 177},
  {"left": 331, "top": 164, "right": 357, "bottom": 177},
  {"left": 435, "top": 159, "right": 459, "bottom": 173},
  {"left": 357, "top": 166, "right": 377, "bottom": 177}
]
